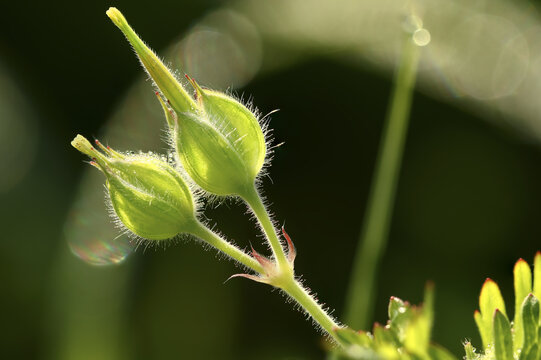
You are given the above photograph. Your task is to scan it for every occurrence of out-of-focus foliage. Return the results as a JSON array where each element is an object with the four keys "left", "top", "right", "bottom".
[
  {"left": 332, "top": 285, "right": 457, "bottom": 360},
  {"left": 3, "top": 0, "right": 541, "bottom": 359},
  {"left": 467, "top": 253, "right": 541, "bottom": 360},
  {"left": 237, "top": 0, "right": 541, "bottom": 141}
]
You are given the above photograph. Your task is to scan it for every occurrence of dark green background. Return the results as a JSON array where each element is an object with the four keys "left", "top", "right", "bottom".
[{"left": 1, "top": 1, "right": 540, "bottom": 358}]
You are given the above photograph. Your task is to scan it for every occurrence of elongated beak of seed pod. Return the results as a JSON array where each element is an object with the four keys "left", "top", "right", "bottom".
[
  {"left": 107, "top": 8, "right": 269, "bottom": 198},
  {"left": 71, "top": 134, "right": 197, "bottom": 240},
  {"left": 106, "top": 7, "right": 197, "bottom": 116}
]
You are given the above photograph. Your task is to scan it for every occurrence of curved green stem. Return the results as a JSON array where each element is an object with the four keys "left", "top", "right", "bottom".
[
  {"left": 281, "top": 277, "right": 343, "bottom": 344},
  {"left": 192, "top": 215, "right": 344, "bottom": 344},
  {"left": 241, "top": 185, "right": 344, "bottom": 346},
  {"left": 342, "top": 34, "right": 420, "bottom": 331},
  {"left": 242, "top": 185, "right": 291, "bottom": 272},
  {"left": 190, "top": 221, "right": 265, "bottom": 274}
]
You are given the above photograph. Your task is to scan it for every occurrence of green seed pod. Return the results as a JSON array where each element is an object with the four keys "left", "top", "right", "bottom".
[
  {"left": 175, "top": 112, "right": 253, "bottom": 196},
  {"left": 107, "top": 8, "right": 268, "bottom": 196},
  {"left": 71, "top": 135, "right": 197, "bottom": 240},
  {"left": 175, "top": 86, "right": 267, "bottom": 195},
  {"left": 190, "top": 79, "right": 267, "bottom": 180}
]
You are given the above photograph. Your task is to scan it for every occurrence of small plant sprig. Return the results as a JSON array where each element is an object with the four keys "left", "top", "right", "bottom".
[
  {"left": 332, "top": 284, "right": 458, "bottom": 360},
  {"left": 465, "top": 253, "right": 541, "bottom": 360},
  {"left": 330, "top": 254, "right": 541, "bottom": 360},
  {"left": 72, "top": 8, "right": 475, "bottom": 357},
  {"left": 73, "top": 7, "right": 342, "bottom": 344}
]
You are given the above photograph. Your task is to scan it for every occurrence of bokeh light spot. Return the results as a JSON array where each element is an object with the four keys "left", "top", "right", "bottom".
[
  {"left": 413, "top": 28, "right": 431, "bottom": 47},
  {"left": 174, "top": 9, "right": 262, "bottom": 90},
  {"left": 65, "top": 170, "right": 135, "bottom": 266},
  {"left": 68, "top": 235, "right": 132, "bottom": 266},
  {"left": 449, "top": 14, "right": 528, "bottom": 100}
]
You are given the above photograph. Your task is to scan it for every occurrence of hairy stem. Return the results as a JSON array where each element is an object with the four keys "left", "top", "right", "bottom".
[
  {"left": 242, "top": 185, "right": 344, "bottom": 345},
  {"left": 242, "top": 185, "right": 291, "bottom": 272},
  {"left": 281, "top": 277, "right": 343, "bottom": 344},
  {"left": 342, "top": 34, "right": 420, "bottom": 331},
  {"left": 190, "top": 221, "right": 265, "bottom": 274}
]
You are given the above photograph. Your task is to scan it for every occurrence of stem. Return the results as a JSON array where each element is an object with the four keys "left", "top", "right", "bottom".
[
  {"left": 342, "top": 35, "right": 420, "bottom": 330},
  {"left": 241, "top": 185, "right": 344, "bottom": 345},
  {"left": 242, "top": 185, "right": 290, "bottom": 271},
  {"left": 281, "top": 277, "right": 343, "bottom": 345},
  {"left": 190, "top": 221, "right": 265, "bottom": 274}
]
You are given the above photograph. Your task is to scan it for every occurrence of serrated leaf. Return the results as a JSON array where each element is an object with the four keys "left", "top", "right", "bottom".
[
  {"left": 464, "top": 342, "right": 476, "bottom": 360},
  {"left": 371, "top": 323, "right": 402, "bottom": 359},
  {"left": 493, "top": 309, "right": 514, "bottom": 360},
  {"left": 522, "top": 294, "right": 540, "bottom": 352},
  {"left": 388, "top": 297, "right": 413, "bottom": 343},
  {"left": 389, "top": 296, "right": 407, "bottom": 320},
  {"left": 334, "top": 328, "right": 361, "bottom": 347},
  {"left": 404, "top": 310, "right": 431, "bottom": 355},
  {"left": 335, "top": 347, "right": 380, "bottom": 360},
  {"left": 404, "top": 313, "right": 430, "bottom": 357},
  {"left": 514, "top": 259, "right": 533, "bottom": 351},
  {"left": 534, "top": 252, "right": 541, "bottom": 302},
  {"left": 474, "top": 310, "right": 488, "bottom": 350},
  {"left": 404, "top": 284, "right": 435, "bottom": 357},
  {"left": 334, "top": 327, "right": 373, "bottom": 348},
  {"left": 479, "top": 279, "right": 506, "bottom": 348},
  {"left": 428, "top": 344, "right": 459, "bottom": 360},
  {"left": 375, "top": 345, "right": 401, "bottom": 360},
  {"left": 373, "top": 323, "right": 396, "bottom": 348}
]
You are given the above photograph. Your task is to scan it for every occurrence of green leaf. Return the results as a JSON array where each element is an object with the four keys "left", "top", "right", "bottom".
[
  {"left": 478, "top": 278, "right": 506, "bottom": 348},
  {"left": 474, "top": 310, "right": 487, "bottom": 351},
  {"left": 334, "top": 327, "right": 373, "bottom": 348},
  {"left": 463, "top": 342, "right": 476, "bottom": 360},
  {"left": 534, "top": 252, "right": 541, "bottom": 303},
  {"left": 388, "top": 296, "right": 407, "bottom": 320},
  {"left": 404, "top": 284, "right": 435, "bottom": 356},
  {"left": 373, "top": 323, "right": 396, "bottom": 348},
  {"left": 428, "top": 344, "right": 459, "bottom": 360},
  {"left": 371, "top": 323, "right": 401, "bottom": 359},
  {"left": 514, "top": 259, "right": 533, "bottom": 351},
  {"left": 493, "top": 309, "right": 514, "bottom": 360},
  {"left": 404, "top": 313, "right": 430, "bottom": 356},
  {"left": 519, "top": 344, "right": 538, "bottom": 360},
  {"left": 388, "top": 296, "right": 413, "bottom": 343},
  {"left": 522, "top": 294, "right": 540, "bottom": 352}
]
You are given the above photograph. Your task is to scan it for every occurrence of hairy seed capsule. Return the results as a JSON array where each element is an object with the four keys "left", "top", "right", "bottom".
[
  {"left": 107, "top": 8, "right": 268, "bottom": 196},
  {"left": 71, "top": 135, "right": 197, "bottom": 240},
  {"left": 174, "top": 82, "right": 267, "bottom": 195}
]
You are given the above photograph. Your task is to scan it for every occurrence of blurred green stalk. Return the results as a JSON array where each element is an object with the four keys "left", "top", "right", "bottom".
[
  {"left": 342, "top": 34, "right": 420, "bottom": 331},
  {"left": 47, "top": 246, "right": 132, "bottom": 360}
]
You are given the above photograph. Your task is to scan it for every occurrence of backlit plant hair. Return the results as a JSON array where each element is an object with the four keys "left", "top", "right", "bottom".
[
  {"left": 73, "top": 7, "right": 343, "bottom": 345},
  {"left": 72, "top": 8, "right": 535, "bottom": 359}
]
